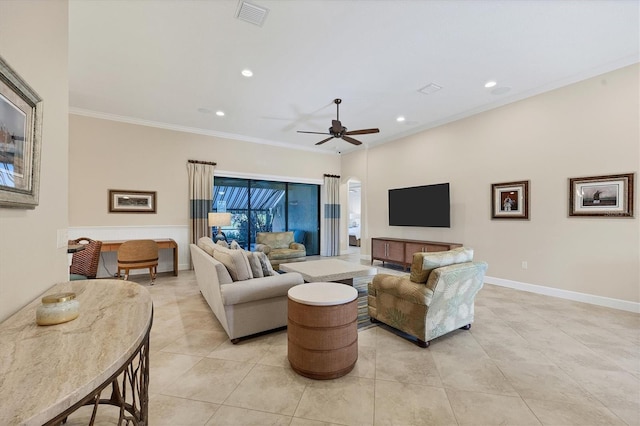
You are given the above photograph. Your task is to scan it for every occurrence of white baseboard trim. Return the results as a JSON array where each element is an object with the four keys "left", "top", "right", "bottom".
[{"left": 485, "top": 276, "right": 640, "bottom": 314}]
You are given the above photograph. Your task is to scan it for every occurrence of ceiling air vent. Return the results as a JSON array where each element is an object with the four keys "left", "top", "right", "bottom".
[
  {"left": 418, "top": 83, "right": 443, "bottom": 95},
  {"left": 236, "top": 1, "right": 269, "bottom": 27}
]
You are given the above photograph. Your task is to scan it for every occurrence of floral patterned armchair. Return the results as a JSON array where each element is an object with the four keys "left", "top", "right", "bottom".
[
  {"left": 255, "top": 231, "right": 306, "bottom": 270},
  {"left": 368, "top": 247, "right": 487, "bottom": 348}
]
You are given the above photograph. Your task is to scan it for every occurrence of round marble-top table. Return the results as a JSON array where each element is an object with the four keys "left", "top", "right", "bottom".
[
  {"left": 0, "top": 279, "right": 153, "bottom": 425},
  {"left": 287, "top": 282, "right": 358, "bottom": 379}
]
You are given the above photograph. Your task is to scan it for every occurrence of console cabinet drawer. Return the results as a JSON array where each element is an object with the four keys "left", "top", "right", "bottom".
[
  {"left": 372, "top": 239, "right": 404, "bottom": 263},
  {"left": 404, "top": 242, "right": 455, "bottom": 264}
]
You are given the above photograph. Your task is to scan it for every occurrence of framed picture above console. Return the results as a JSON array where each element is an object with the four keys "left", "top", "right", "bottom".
[{"left": 491, "top": 180, "right": 529, "bottom": 220}]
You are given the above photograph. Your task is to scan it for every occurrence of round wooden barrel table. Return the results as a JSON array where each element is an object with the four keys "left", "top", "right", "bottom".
[{"left": 287, "top": 282, "right": 358, "bottom": 380}]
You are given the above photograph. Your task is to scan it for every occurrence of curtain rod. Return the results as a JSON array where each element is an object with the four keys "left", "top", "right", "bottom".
[
  {"left": 324, "top": 174, "right": 340, "bottom": 178},
  {"left": 188, "top": 159, "right": 217, "bottom": 166}
]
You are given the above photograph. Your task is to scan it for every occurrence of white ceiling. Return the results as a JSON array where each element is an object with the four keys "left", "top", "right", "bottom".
[{"left": 69, "top": 0, "right": 639, "bottom": 154}]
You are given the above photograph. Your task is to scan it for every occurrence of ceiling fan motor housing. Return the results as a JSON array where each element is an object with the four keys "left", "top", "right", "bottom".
[{"left": 297, "top": 98, "right": 379, "bottom": 146}]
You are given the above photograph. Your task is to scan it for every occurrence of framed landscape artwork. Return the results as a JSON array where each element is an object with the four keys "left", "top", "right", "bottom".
[
  {"left": 569, "top": 173, "right": 634, "bottom": 217},
  {"left": 491, "top": 180, "right": 529, "bottom": 219},
  {"left": 0, "top": 55, "right": 43, "bottom": 209},
  {"left": 109, "top": 190, "right": 157, "bottom": 213}
]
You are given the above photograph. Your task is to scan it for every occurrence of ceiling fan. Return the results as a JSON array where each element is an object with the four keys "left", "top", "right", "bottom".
[{"left": 297, "top": 98, "right": 380, "bottom": 146}]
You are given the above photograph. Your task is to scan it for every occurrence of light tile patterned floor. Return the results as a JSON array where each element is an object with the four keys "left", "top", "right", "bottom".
[{"left": 90, "top": 252, "right": 640, "bottom": 425}]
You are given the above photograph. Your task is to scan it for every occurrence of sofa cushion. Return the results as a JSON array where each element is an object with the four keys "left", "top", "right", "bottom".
[
  {"left": 220, "top": 273, "right": 304, "bottom": 305},
  {"left": 229, "top": 240, "right": 241, "bottom": 250},
  {"left": 410, "top": 247, "right": 474, "bottom": 284},
  {"left": 213, "top": 245, "right": 253, "bottom": 281},
  {"left": 244, "top": 251, "right": 264, "bottom": 278}
]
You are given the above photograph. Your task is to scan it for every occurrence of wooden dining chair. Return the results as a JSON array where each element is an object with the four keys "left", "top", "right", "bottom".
[{"left": 117, "top": 239, "right": 159, "bottom": 284}]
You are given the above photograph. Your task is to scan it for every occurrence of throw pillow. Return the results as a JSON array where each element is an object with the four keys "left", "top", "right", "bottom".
[
  {"left": 212, "top": 245, "right": 253, "bottom": 281},
  {"left": 229, "top": 240, "right": 241, "bottom": 250},
  {"left": 197, "top": 237, "right": 216, "bottom": 257},
  {"left": 216, "top": 240, "right": 229, "bottom": 248},
  {"left": 255, "top": 251, "right": 275, "bottom": 276},
  {"left": 244, "top": 251, "right": 264, "bottom": 278},
  {"left": 410, "top": 247, "right": 474, "bottom": 284}
]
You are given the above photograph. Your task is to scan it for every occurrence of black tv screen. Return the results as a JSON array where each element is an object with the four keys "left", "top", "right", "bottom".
[{"left": 388, "top": 183, "right": 450, "bottom": 227}]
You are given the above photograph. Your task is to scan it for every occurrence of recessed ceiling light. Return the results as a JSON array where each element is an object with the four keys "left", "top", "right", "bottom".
[
  {"left": 216, "top": 111, "right": 225, "bottom": 117},
  {"left": 241, "top": 69, "right": 253, "bottom": 77},
  {"left": 396, "top": 116, "right": 406, "bottom": 122},
  {"left": 484, "top": 80, "right": 497, "bottom": 88}
]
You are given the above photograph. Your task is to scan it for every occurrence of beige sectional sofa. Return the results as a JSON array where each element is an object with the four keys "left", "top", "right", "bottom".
[{"left": 190, "top": 237, "right": 304, "bottom": 342}]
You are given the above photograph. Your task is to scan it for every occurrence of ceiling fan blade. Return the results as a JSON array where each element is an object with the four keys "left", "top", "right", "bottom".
[
  {"left": 332, "top": 120, "right": 342, "bottom": 134},
  {"left": 342, "top": 135, "right": 363, "bottom": 146},
  {"left": 344, "top": 128, "right": 380, "bottom": 136},
  {"left": 315, "top": 136, "right": 335, "bottom": 145},
  {"left": 297, "top": 131, "right": 331, "bottom": 135}
]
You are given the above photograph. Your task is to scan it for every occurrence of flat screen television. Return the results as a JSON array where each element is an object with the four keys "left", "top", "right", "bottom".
[{"left": 388, "top": 183, "right": 450, "bottom": 227}]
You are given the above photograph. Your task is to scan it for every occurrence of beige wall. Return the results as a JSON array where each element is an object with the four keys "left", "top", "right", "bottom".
[
  {"left": 69, "top": 114, "right": 340, "bottom": 225},
  {"left": 343, "top": 64, "right": 639, "bottom": 304},
  {"left": 0, "top": 0, "right": 69, "bottom": 321}
]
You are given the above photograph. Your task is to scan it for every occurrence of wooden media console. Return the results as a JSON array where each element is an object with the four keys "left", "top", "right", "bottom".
[{"left": 371, "top": 237, "right": 463, "bottom": 271}]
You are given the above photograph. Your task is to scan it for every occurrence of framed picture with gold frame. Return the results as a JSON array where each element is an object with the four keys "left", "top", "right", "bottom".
[
  {"left": 491, "top": 180, "right": 529, "bottom": 220},
  {"left": 569, "top": 173, "right": 634, "bottom": 217}
]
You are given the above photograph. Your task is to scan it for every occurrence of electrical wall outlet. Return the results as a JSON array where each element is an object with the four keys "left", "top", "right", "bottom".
[
  {"left": 57, "top": 229, "right": 68, "bottom": 248},
  {"left": 521, "top": 261, "right": 528, "bottom": 270}
]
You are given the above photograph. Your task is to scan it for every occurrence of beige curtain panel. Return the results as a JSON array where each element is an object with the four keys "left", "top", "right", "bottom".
[
  {"left": 188, "top": 161, "right": 215, "bottom": 244},
  {"left": 322, "top": 174, "right": 340, "bottom": 256}
]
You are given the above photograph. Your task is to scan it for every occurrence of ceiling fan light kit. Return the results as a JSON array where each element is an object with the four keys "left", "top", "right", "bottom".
[{"left": 297, "top": 98, "right": 379, "bottom": 146}]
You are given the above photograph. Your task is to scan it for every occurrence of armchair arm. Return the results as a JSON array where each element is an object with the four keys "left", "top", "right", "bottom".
[
  {"left": 289, "top": 242, "right": 306, "bottom": 251},
  {"left": 371, "top": 274, "right": 434, "bottom": 306},
  {"left": 425, "top": 261, "right": 487, "bottom": 292},
  {"left": 254, "top": 244, "right": 271, "bottom": 255}
]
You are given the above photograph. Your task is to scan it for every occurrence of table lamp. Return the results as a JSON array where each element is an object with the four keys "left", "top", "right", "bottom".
[{"left": 208, "top": 212, "right": 232, "bottom": 241}]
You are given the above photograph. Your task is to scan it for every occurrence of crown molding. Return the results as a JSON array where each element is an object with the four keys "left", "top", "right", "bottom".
[{"left": 69, "top": 108, "right": 329, "bottom": 155}]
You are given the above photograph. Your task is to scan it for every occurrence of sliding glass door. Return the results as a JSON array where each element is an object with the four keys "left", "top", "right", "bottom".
[{"left": 212, "top": 177, "right": 319, "bottom": 255}]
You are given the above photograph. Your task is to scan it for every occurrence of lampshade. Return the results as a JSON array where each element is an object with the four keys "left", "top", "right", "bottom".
[{"left": 208, "top": 212, "right": 231, "bottom": 227}]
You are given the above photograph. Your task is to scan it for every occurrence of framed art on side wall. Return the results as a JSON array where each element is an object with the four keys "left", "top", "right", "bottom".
[
  {"left": 109, "top": 190, "right": 157, "bottom": 213},
  {"left": 491, "top": 180, "right": 529, "bottom": 220},
  {"left": 0, "top": 55, "right": 43, "bottom": 209},
  {"left": 569, "top": 173, "right": 634, "bottom": 217}
]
